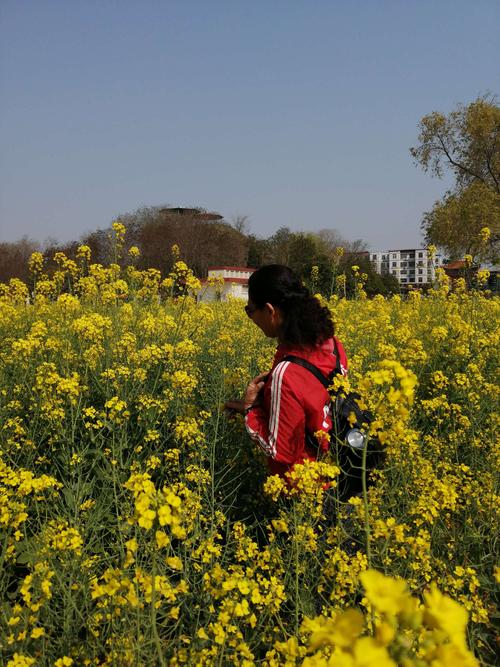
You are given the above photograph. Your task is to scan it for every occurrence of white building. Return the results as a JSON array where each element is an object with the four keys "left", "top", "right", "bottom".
[
  {"left": 198, "top": 266, "right": 255, "bottom": 302},
  {"left": 369, "top": 249, "right": 444, "bottom": 286}
]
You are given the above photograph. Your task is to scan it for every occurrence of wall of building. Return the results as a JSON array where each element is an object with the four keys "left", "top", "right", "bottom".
[
  {"left": 369, "top": 249, "right": 443, "bottom": 286},
  {"left": 208, "top": 267, "right": 254, "bottom": 280},
  {"left": 199, "top": 282, "right": 249, "bottom": 302},
  {"left": 198, "top": 267, "right": 253, "bottom": 302}
]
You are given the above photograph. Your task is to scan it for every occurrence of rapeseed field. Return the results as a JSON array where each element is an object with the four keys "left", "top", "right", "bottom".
[{"left": 0, "top": 229, "right": 498, "bottom": 666}]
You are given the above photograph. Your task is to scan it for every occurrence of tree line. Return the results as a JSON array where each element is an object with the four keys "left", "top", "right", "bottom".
[{"left": 0, "top": 205, "right": 399, "bottom": 297}]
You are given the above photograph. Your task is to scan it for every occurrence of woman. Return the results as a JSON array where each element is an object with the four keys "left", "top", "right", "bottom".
[{"left": 225, "top": 265, "right": 348, "bottom": 479}]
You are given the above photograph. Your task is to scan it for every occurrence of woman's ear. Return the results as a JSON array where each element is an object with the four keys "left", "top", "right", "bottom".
[
  {"left": 266, "top": 303, "right": 283, "bottom": 326},
  {"left": 264, "top": 302, "right": 275, "bottom": 316}
]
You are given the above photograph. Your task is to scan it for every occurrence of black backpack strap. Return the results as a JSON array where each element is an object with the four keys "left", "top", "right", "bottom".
[
  {"left": 332, "top": 336, "right": 342, "bottom": 376},
  {"left": 281, "top": 355, "right": 330, "bottom": 389},
  {"left": 282, "top": 338, "right": 342, "bottom": 389}
]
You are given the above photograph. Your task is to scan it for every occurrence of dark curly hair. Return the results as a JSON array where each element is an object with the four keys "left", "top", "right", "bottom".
[{"left": 248, "top": 265, "right": 334, "bottom": 347}]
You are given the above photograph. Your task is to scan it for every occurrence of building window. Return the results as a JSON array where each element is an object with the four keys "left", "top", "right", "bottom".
[
  {"left": 418, "top": 252, "right": 423, "bottom": 258},
  {"left": 418, "top": 278, "right": 423, "bottom": 283}
]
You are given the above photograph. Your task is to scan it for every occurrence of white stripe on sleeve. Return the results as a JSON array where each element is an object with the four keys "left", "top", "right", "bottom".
[
  {"left": 245, "top": 418, "right": 275, "bottom": 456},
  {"left": 268, "top": 361, "right": 290, "bottom": 458}
]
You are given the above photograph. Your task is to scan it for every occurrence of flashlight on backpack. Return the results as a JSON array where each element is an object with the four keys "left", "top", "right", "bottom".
[{"left": 345, "top": 427, "right": 367, "bottom": 450}]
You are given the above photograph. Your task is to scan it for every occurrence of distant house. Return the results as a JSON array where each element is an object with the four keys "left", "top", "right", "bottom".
[
  {"left": 369, "top": 248, "right": 444, "bottom": 287},
  {"left": 198, "top": 266, "right": 255, "bottom": 302},
  {"left": 443, "top": 260, "right": 499, "bottom": 291},
  {"left": 442, "top": 260, "right": 474, "bottom": 281}
]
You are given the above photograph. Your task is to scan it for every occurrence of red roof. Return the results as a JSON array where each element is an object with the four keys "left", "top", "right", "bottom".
[{"left": 443, "top": 261, "right": 466, "bottom": 269}]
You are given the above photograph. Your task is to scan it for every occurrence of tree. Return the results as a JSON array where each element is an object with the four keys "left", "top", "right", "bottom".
[
  {"left": 316, "top": 228, "right": 347, "bottom": 255},
  {"left": 268, "top": 227, "right": 293, "bottom": 265},
  {"left": 365, "top": 267, "right": 400, "bottom": 297},
  {"left": 0, "top": 237, "right": 40, "bottom": 283},
  {"left": 335, "top": 251, "right": 399, "bottom": 297},
  {"left": 288, "top": 232, "right": 327, "bottom": 276},
  {"left": 411, "top": 95, "right": 500, "bottom": 194},
  {"left": 412, "top": 95, "right": 500, "bottom": 260},
  {"left": 246, "top": 235, "right": 271, "bottom": 267},
  {"left": 231, "top": 215, "right": 250, "bottom": 235},
  {"left": 80, "top": 228, "right": 112, "bottom": 264},
  {"left": 422, "top": 183, "right": 499, "bottom": 263}
]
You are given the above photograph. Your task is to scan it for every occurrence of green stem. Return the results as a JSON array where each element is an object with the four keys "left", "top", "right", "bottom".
[
  {"left": 210, "top": 368, "right": 225, "bottom": 523},
  {"left": 361, "top": 440, "right": 372, "bottom": 568},
  {"left": 293, "top": 503, "right": 300, "bottom": 635},
  {"left": 151, "top": 550, "right": 167, "bottom": 667}
]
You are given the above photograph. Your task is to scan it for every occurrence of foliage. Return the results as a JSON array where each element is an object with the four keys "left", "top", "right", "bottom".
[
  {"left": 0, "top": 237, "right": 40, "bottom": 284},
  {"left": 422, "top": 183, "right": 500, "bottom": 263},
  {"left": 411, "top": 94, "right": 500, "bottom": 194},
  {"left": 0, "top": 238, "right": 497, "bottom": 665},
  {"left": 412, "top": 95, "right": 500, "bottom": 260}
]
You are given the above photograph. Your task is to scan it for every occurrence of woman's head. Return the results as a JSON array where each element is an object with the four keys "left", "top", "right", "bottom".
[{"left": 247, "top": 264, "right": 334, "bottom": 346}]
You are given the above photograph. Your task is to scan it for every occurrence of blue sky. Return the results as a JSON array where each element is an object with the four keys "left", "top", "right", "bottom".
[{"left": 1, "top": 1, "right": 499, "bottom": 250}]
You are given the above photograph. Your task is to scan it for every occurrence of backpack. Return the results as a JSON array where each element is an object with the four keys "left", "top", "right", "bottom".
[{"left": 282, "top": 340, "right": 383, "bottom": 499}]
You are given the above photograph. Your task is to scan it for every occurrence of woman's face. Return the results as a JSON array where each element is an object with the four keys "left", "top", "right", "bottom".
[{"left": 245, "top": 299, "right": 283, "bottom": 338}]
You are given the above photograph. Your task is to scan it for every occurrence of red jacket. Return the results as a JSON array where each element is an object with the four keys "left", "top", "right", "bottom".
[{"left": 245, "top": 337, "right": 348, "bottom": 477}]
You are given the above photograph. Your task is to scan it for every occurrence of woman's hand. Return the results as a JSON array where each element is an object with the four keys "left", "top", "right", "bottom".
[
  {"left": 244, "top": 372, "right": 268, "bottom": 409},
  {"left": 224, "top": 398, "right": 246, "bottom": 414},
  {"left": 223, "top": 373, "right": 268, "bottom": 414}
]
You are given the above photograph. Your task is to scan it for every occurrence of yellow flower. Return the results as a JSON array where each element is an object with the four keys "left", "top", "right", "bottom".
[
  {"left": 54, "top": 658, "right": 74, "bottom": 667},
  {"left": 31, "top": 627, "right": 45, "bottom": 639},
  {"left": 166, "top": 556, "right": 183, "bottom": 571},
  {"left": 271, "top": 518, "right": 289, "bottom": 533},
  {"left": 476, "top": 269, "right": 490, "bottom": 286},
  {"left": 28, "top": 251, "right": 44, "bottom": 275},
  {"left": 128, "top": 245, "right": 141, "bottom": 258},
  {"left": 427, "top": 642, "right": 479, "bottom": 667},
  {"left": 76, "top": 245, "right": 91, "bottom": 262},
  {"left": 6, "top": 655, "right": 36, "bottom": 667},
  {"left": 352, "top": 637, "right": 396, "bottom": 666},
  {"left": 479, "top": 226, "right": 491, "bottom": 243},
  {"left": 424, "top": 584, "right": 468, "bottom": 648},
  {"left": 156, "top": 531, "right": 170, "bottom": 548},
  {"left": 375, "top": 621, "right": 396, "bottom": 646},
  {"left": 360, "top": 570, "right": 412, "bottom": 617},
  {"left": 308, "top": 609, "right": 364, "bottom": 649}
]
